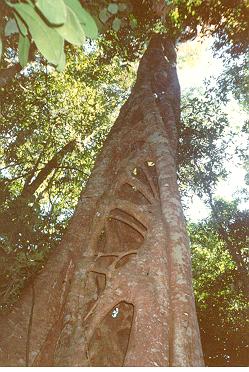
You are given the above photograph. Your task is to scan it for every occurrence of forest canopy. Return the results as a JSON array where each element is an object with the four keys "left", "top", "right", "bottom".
[{"left": 0, "top": 0, "right": 248, "bottom": 367}]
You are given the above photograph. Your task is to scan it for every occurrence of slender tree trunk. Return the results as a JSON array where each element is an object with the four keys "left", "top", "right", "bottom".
[
  {"left": 19, "top": 139, "right": 76, "bottom": 201},
  {"left": 0, "top": 35, "right": 204, "bottom": 367}
]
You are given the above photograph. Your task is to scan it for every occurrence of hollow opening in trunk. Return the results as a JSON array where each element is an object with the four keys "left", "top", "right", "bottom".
[{"left": 88, "top": 301, "right": 134, "bottom": 366}]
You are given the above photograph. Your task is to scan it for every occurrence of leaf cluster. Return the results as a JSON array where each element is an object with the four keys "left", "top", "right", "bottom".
[
  {"left": 178, "top": 82, "right": 232, "bottom": 200},
  {"left": 1, "top": 0, "right": 98, "bottom": 70},
  {"left": 1, "top": 0, "right": 248, "bottom": 74},
  {"left": 189, "top": 213, "right": 249, "bottom": 366}
]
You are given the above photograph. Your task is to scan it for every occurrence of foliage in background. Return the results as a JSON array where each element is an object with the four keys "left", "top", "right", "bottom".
[
  {"left": 190, "top": 198, "right": 249, "bottom": 366},
  {"left": 96, "top": 0, "right": 249, "bottom": 63},
  {"left": 178, "top": 82, "right": 232, "bottom": 201},
  {"left": 1, "top": 0, "right": 248, "bottom": 78},
  {"left": 0, "top": 43, "right": 135, "bottom": 312},
  {"left": 217, "top": 53, "right": 249, "bottom": 113}
]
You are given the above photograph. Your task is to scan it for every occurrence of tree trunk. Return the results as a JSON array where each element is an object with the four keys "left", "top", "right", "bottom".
[{"left": 0, "top": 35, "right": 204, "bottom": 367}]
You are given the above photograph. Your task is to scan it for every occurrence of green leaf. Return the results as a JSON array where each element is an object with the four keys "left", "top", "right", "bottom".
[
  {"left": 56, "top": 49, "right": 66, "bottom": 71},
  {"left": 118, "top": 3, "right": 127, "bottom": 12},
  {"left": 18, "top": 34, "right": 30, "bottom": 67},
  {"left": 112, "top": 17, "right": 121, "bottom": 32},
  {"left": 12, "top": 2, "right": 64, "bottom": 66},
  {"left": 129, "top": 17, "right": 137, "bottom": 29},
  {"left": 36, "top": 0, "right": 67, "bottom": 25},
  {"left": 5, "top": 18, "right": 19, "bottom": 36},
  {"left": 108, "top": 3, "right": 119, "bottom": 14},
  {"left": 78, "top": 8, "right": 98, "bottom": 39},
  {"left": 14, "top": 14, "right": 28, "bottom": 36},
  {"left": 64, "top": 0, "right": 98, "bottom": 39},
  {"left": 56, "top": 6, "right": 85, "bottom": 46},
  {"left": 99, "top": 8, "right": 110, "bottom": 24}
]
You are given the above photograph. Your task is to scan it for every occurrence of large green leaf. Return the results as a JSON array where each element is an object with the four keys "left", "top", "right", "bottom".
[
  {"left": 11, "top": 2, "right": 64, "bottom": 66},
  {"left": 56, "top": 6, "right": 85, "bottom": 46},
  {"left": 5, "top": 18, "right": 19, "bottom": 36},
  {"left": 64, "top": 0, "right": 98, "bottom": 39},
  {"left": 78, "top": 7, "right": 98, "bottom": 39},
  {"left": 14, "top": 13, "right": 28, "bottom": 36},
  {"left": 56, "top": 49, "right": 66, "bottom": 72},
  {"left": 36, "top": 0, "right": 67, "bottom": 25},
  {"left": 18, "top": 34, "right": 30, "bottom": 67}
]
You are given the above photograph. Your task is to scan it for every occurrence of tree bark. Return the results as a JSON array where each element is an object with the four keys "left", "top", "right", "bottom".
[
  {"left": 0, "top": 35, "right": 204, "bottom": 366},
  {"left": 0, "top": 64, "right": 22, "bottom": 88}
]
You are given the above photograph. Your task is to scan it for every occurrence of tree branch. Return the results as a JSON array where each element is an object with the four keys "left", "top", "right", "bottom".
[{"left": 20, "top": 140, "right": 76, "bottom": 200}]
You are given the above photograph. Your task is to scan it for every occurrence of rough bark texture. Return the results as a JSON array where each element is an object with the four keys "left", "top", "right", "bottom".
[{"left": 0, "top": 35, "right": 204, "bottom": 366}]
